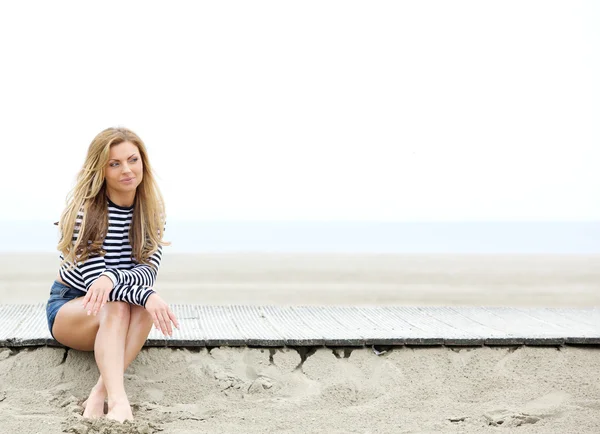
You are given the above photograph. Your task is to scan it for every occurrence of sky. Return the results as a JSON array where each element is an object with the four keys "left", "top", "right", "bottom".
[{"left": 0, "top": 1, "right": 598, "bottom": 223}]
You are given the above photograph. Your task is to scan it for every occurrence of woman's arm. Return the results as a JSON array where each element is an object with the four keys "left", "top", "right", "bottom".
[
  {"left": 72, "top": 213, "right": 166, "bottom": 311},
  {"left": 100, "top": 221, "right": 167, "bottom": 287},
  {"left": 81, "top": 271, "right": 155, "bottom": 316},
  {"left": 73, "top": 247, "right": 161, "bottom": 310},
  {"left": 99, "top": 246, "right": 162, "bottom": 288},
  {"left": 73, "top": 254, "right": 158, "bottom": 306},
  {"left": 108, "top": 282, "right": 156, "bottom": 307}
]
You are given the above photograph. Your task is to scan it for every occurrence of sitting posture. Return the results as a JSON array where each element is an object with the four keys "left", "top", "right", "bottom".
[{"left": 46, "top": 126, "right": 179, "bottom": 422}]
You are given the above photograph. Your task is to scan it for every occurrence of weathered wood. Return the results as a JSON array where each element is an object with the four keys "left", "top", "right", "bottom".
[{"left": 1, "top": 303, "right": 598, "bottom": 347}]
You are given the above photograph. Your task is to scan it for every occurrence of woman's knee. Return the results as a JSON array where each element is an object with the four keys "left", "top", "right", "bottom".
[{"left": 102, "top": 301, "right": 131, "bottom": 322}]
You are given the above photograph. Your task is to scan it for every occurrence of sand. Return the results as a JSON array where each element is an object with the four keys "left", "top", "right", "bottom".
[
  {"left": 2, "top": 253, "right": 600, "bottom": 306},
  {"left": 1, "top": 253, "right": 599, "bottom": 433},
  {"left": 2, "top": 345, "right": 600, "bottom": 433}
]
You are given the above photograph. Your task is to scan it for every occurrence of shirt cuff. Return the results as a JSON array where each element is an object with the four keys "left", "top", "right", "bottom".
[
  {"left": 100, "top": 269, "right": 119, "bottom": 288},
  {"left": 141, "top": 289, "right": 156, "bottom": 307}
]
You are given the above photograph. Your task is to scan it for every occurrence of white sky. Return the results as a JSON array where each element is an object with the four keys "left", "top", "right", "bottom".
[{"left": 0, "top": 0, "right": 598, "bottom": 222}]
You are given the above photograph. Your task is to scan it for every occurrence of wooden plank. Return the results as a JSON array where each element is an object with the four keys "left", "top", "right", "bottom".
[
  {"left": 229, "top": 305, "right": 285, "bottom": 347},
  {"left": 386, "top": 307, "right": 476, "bottom": 345},
  {"left": 291, "top": 306, "right": 364, "bottom": 346},
  {"left": 260, "top": 306, "right": 325, "bottom": 346},
  {"left": 1, "top": 304, "right": 599, "bottom": 348},
  {"left": 445, "top": 307, "right": 526, "bottom": 345},
  {"left": 194, "top": 305, "right": 245, "bottom": 346},
  {"left": 330, "top": 306, "right": 406, "bottom": 345},
  {"left": 146, "top": 304, "right": 206, "bottom": 347},
  {"left": 513, "top": 308, "right": 600, "bottom": 345}
]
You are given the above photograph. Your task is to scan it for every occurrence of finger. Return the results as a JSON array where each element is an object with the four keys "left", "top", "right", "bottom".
[
  {"left": 86, "top": 292, "right": 99, "bottom": 315},
  {"left": 162, "top": 310, "right": 173, "bottom": 336},
  {"left": 90, "top": 292, "right": 99, "bottom": 315},
  {"left": 90, "top": 291, "right": 104, "bottom": 316},
  {"left": 158, "top": 310, "right": 170, "bottom": 336},
  {"left": 167, "top": 308, "right": 179, "bottom": 330},
  {"left": 99, "top": 291, "right": 110, "bottom": 312},
  {"left": 93, "top": 291, "right": 105, "bottom": 315},
  {"left": 157, "top": 310, "right": 170, "bottom": 336},
  {"left": 151, "top": 311, "right": 161, "bottom": 331},
  {"left": 81, "top": 292, "right": 92, "bottom": 310},
  {"left": 92, "top": 291, "right": 106, "bottom": 316}
]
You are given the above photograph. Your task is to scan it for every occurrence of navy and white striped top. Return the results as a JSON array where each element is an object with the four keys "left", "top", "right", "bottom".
[{"left": 58, "top": 198, "right": 163, "bottom": 307}]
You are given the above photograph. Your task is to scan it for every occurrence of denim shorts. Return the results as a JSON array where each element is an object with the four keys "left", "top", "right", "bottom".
[{"left": 46, "top": 280, "right": 87, "bottom": 339}]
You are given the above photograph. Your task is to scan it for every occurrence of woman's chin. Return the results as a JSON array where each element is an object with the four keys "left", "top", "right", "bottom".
[{"left": 114, "top": 184, "right": 138, "bottom": 192}]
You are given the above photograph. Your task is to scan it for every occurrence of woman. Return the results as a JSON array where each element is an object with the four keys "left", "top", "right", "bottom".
[{"left": 46, "top": 127, "right": 179, "bottom": 423}]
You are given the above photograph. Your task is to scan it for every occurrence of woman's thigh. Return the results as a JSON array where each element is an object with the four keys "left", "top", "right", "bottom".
[
  {"left": 53, "top": 299, "right": 134, "bottom": 351},
  {"left": 52, "top": 297, "right": 102, "bottom": 351}
]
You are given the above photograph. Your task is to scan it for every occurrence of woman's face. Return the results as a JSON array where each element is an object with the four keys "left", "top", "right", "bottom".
[{"left": 104, "top": 141, "right": 144, "bottom": 197}]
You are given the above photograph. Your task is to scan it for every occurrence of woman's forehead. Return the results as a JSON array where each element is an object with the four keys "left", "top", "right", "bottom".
[{"left": 109, "top": 141, "right": 139, "bottom": 159}]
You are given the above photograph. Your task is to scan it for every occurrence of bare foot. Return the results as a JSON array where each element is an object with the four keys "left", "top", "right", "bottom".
[
  {"left": 82, "top": 386, "right": 107, "bottom": 419},
  {"left": 106, "top": 399, "right": 134, "bottom": 423},
  {"left": 82, "top": 398, "right": 109, "bottom": 413}
]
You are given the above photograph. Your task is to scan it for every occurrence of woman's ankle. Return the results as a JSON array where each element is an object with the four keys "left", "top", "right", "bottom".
[
  {"left": 92, "top": 381, "right": 107, "bottom": 395},
  {"left": 108, "top": 395, "right": 130, "bottom": 408}
]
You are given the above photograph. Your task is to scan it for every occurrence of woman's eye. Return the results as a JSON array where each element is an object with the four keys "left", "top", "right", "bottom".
[{"left": 109, "top": 158, "right": 137, "bottom": 167}]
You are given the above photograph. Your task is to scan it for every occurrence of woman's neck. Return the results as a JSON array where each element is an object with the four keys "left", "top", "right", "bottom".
[{"left": 106, "top": 191, "right": 135, "bottom": 208}]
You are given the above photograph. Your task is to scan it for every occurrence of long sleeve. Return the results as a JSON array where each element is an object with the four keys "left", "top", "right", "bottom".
[
  {"left": 108, "top": 283, "right": 155, "bottom": 306},
  {"left": 100, "top": 246, "right": 162, "bottom": 288},
  {"left": 60, "top": 255, "right": 155, "bottom": 306},
  {"left": 58, "top": 202, "right": 163, "bottom": 307}
]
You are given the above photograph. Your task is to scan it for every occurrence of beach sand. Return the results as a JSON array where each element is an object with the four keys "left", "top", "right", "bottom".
[
  {"left": 2, "top": 253, "right": 600, "bottom": 306},
  {"left": 2, "top": 345, "right": 600, "bottom": 433},
  {"left": 1, "top": 253, "right": 599, "bottom": 433}
]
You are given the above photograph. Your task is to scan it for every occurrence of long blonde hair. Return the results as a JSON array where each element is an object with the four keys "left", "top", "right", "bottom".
[{"left": 58, "top": 127, "right": 169, "bottom": 269}]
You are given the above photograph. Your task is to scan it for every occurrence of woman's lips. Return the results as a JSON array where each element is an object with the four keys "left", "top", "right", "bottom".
[{"left": 120, "top": 177, "right": 135, "bottom": 183}]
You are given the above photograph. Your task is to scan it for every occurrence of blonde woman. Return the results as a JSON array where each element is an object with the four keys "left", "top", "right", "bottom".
[{"left": 46, "top": 127, "right": 179, "bottom": 423}]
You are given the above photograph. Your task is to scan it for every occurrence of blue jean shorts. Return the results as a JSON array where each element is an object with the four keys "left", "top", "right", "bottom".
[{"left": 46, "top": 280, "right": 87, "bottom": 339}]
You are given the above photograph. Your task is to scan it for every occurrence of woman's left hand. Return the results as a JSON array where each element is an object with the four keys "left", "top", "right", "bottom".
[{"left": 81, "top": 275, "right": 114, "bottom": 316}]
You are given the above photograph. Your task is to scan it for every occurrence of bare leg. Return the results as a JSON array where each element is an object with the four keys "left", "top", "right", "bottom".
[
  {"left": 92, "top": 301, "right": 132, "bottom": 422},
  {"left": 83, "top": 304, "right": 154, "bottom": 419}
]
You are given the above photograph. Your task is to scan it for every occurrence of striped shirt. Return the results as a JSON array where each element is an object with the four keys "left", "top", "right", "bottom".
[{"left": 59, "top": 198, "right": 163, "bottom": 307}]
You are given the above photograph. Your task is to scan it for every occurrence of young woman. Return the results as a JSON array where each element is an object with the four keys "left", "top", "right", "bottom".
[{"left": 46, "top": 127, "right": 179, "bottom": 423}]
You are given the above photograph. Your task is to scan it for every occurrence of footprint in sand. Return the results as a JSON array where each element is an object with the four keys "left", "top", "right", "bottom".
[
  {"left": 484, "top": 390, "right": 572, "bottom": 426},
  {"left": 483, "top": 409, "right": 540, "bottom": 427},
  {"left": 522, "top": 390, "right": 570, "bottom": 417}
]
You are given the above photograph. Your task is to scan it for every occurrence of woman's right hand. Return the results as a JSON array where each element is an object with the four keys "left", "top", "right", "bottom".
[
  {"left": 145, "top": 293, "right": 179, "bottom": 337},
  {"left": 81, "top": 275, "right": 114, "bottom": 316}
]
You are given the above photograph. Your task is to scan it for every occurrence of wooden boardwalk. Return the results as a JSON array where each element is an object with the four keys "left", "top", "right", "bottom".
[{"left": 0, "top": 304, "right": 598, "bottom": 347}]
